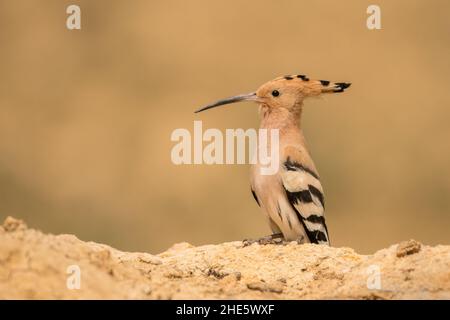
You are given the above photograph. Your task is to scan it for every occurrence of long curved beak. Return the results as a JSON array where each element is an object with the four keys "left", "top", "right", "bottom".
[{"left": 195, "top": 92, "right": 258, "bottom": 113}]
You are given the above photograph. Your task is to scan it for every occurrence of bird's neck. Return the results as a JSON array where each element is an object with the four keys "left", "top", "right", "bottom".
[{"left": 258, "top": 104, "right": 303, "bottom": 132}]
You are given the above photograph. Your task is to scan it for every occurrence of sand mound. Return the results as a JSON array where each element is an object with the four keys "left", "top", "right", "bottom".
[{"left": 0, "top": 217, "right": 448, "bottom": 299}]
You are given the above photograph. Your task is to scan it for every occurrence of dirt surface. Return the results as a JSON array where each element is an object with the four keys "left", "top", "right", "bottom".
[{"left": 0, "top": 217, "right": 449, "bottom": 299}]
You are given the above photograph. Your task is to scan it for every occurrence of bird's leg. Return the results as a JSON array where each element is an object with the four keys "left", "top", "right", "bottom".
[{"left": 242, "top": 233, "right": 284, "bottom": 246}]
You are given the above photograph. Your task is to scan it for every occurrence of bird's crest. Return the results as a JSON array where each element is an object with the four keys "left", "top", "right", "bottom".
[{"left": 260, "top": 74, "right": 351, "bottom": 96}]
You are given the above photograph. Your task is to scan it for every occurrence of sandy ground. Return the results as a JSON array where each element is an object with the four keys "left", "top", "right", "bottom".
[{"left": 0, "top": 216, "right": 449, "bottom": 299}]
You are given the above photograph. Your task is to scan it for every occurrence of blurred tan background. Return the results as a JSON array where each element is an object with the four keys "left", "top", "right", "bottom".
[{"left": 0, "top": 0, "right": 449, "bottom": 254}]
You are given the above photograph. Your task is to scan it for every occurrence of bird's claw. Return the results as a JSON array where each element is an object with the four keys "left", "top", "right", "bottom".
[
  {"left": 242, "top": 234, "right": 306, "bottom": 246},
  {"left": 242, "top": 233, "right": 285, "bottom": 246}
]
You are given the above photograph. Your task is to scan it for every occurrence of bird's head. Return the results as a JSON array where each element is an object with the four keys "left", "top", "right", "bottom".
[{"left": 195, "top": 74, "right": 351, "bottom": 114}]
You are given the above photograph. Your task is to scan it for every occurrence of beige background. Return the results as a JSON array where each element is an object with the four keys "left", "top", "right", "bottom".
[{"left": 0, "top": 0, "right": 449, "bottom": 254}]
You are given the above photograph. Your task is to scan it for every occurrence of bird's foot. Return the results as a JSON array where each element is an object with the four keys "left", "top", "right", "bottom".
[
  {"left": 242, "top": 234, "right": 306, "bottom": 246},
  {"left": 242, "top": 233, "right": 284, "bottom": 246}
]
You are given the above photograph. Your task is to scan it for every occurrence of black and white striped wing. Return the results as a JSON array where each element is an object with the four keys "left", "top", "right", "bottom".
[{"left": 281, "top": 157, "right": 330, "bottom": 245}]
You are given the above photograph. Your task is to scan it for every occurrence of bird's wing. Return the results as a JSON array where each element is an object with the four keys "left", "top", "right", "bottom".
[{"left": 280, "top": 151, "right": 330, "bottom": 245}]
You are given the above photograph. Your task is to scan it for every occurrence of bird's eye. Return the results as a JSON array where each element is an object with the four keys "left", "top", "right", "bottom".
[{"left": 271, "top": 90, "right": 280, "bottom": 97}]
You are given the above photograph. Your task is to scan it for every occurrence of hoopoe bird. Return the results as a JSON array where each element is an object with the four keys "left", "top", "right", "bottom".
[{"left": 195, "top": 75, "right": 351, "bottom": 245}]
